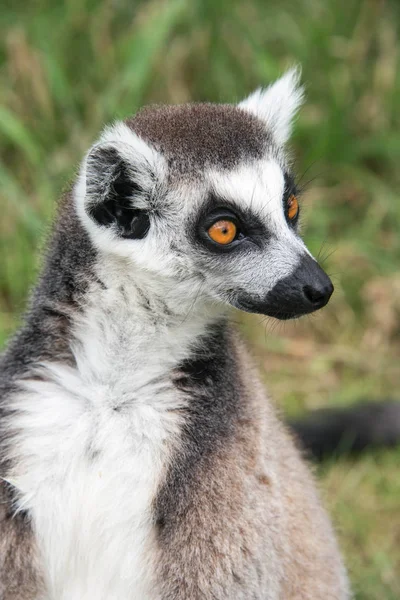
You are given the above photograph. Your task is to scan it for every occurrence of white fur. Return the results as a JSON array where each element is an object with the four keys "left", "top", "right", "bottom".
[
  {"left": 239, "top": 68, "right": 304, "bottom": 146},
  {"left": 9, "top": 270, "right": 221, "bottom": 600}
]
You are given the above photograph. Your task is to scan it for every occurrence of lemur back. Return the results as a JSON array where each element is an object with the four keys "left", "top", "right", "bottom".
[{"left": 0, "top": 70, "right": 350, "bottom": 599}]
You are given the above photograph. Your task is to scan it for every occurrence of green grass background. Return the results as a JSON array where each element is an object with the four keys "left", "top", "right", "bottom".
[{"left": 1, "top": 0, "right": 399, "bottom": 597}]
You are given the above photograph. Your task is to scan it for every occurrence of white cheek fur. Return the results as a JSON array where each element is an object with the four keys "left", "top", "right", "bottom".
[{"left": 205, "top": 159, "right": 313, "bottom": 298}]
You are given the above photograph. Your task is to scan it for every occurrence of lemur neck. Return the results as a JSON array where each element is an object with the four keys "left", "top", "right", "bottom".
[
  {"left": 2, "top": 205, "right": 226, "bottom": 386},
  {"left": 72, "top": 256, "right": 225, "bottom": 388}
]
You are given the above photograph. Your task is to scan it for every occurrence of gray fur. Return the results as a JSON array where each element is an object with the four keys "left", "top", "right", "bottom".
[
  {"left": 0, "top": 195, "right": 96, "bottom": 599},
  {"left": 155, "top": 326, "right": 349, "bottom": 599},
  {"left": 0, "top": 484, "right": 44, "bottom": 599},
  {"left": 127, "top": 103, "right": 270, "bottom": 173}
]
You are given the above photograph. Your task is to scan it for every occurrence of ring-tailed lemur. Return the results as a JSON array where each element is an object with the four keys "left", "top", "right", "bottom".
[{"left": 0, "top": 69, "right": 350, "bottom": 599}]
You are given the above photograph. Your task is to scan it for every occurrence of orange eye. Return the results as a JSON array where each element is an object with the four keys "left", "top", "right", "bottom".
[
  {"left": 287, "top": 194, "right": 299, "bottom": 220},
  {"left": 208, "top": 220, "right": 237, "bottom": 245}
]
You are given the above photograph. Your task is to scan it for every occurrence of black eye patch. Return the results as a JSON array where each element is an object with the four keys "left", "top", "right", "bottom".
[
  {"left": 194, "top": 193, "right": 267, "bottom": 253},
  {"left": 283, "top": 172, "right": 300, "bottom": 227}
]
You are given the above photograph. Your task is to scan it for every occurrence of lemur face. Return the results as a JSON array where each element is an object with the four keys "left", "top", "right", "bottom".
[{"left": 75, "top": 69, "right": 333, "bottom": 320}]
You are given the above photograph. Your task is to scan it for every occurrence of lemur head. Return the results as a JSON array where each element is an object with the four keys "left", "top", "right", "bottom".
[{"left": 75, "top": 68, "right": 333, "bottom": 320}]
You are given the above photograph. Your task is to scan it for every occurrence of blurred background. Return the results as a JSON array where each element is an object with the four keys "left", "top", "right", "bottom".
[{"left": 1, "top": 0, "right": 399, "bottom": 597}]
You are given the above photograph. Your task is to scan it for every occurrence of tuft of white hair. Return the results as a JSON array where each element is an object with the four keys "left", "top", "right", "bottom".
[{"left": 239, "top": 67, "right": 304, "bottom": 146}]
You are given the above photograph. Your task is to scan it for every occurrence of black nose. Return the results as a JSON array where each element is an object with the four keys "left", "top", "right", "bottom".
[
  {"left": 234, "top": 254, "right": 335, "bottom": 320},
  {"left": 300, "top": 259, "right": 334, "bottom": 310},
  {"left": 303, "top": 280, "right": 334, "bottom": 309}
]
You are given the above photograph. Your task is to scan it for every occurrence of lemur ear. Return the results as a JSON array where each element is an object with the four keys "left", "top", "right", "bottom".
[
  {"left": 78, "top": 123, "right": 162, "bottom": 240},
  {"left": 85, "top": 144, "right": 151, "bottom": 239},
  {"left": 238, "top": 67, "right": 304, "bottom": 146}
]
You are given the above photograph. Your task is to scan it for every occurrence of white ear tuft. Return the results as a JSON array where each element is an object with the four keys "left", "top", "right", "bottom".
[{"left": 239, "top": 67, "right": 304, "bottom": 146}]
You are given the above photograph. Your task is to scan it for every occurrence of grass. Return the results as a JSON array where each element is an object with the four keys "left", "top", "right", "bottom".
[{"left": 1, "top": 0, "right": 400, "bottom": 596}]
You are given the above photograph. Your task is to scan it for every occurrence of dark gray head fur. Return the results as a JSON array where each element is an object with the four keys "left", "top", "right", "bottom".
[{"left": 126, "top": 103, "right": 269, "bottom": 173}]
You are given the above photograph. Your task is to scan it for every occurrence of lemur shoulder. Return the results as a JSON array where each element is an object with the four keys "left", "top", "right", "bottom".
[{"left": 0, "top": 70, "right": 350, "bottom": 599}]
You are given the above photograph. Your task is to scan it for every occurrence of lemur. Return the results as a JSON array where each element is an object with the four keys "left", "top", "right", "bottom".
[{"left": 0, "top": 69, "right": 350, "bottom": 599}]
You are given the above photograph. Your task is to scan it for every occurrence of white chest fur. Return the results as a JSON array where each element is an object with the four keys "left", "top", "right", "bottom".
[
  {"left": 12, "top": 364, "right": 181, "bottom": 600},
  {"left": 9, "top": 280, "right": 216, "bottom": 600}
]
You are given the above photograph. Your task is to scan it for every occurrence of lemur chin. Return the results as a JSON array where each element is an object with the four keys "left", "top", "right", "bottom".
[{"left": 0, "top": 69, "right": 350, "bottom": 599}]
